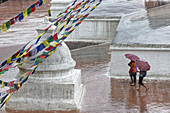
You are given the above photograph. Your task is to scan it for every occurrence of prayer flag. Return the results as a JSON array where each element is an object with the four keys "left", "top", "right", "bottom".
[
  {"left": 65, "top": 26, "right": 72, "bottom": 31},
  {"left": 23, "top": 9, "right": 28, "bottom": 18},
  {"left": 45, "top": 46, "right": 54, "bottom": 51},
  {"left": 19, "top": 12, "right": 24, "bottom": 21},
  {"left": 35, "top": 1, "right": 39, "bottom": 9},
  {"left": 27, "top": 7, "right": 32, "bottom": 16},
  {"left": 1, "top": 24, "right": 7, "bottom": 33},
  {"left": 10, "top": 18, "right": 15, "bottom": 25},
  {"left": 35, "top": 36, "right": 41, "bottom": 44},
  {"left": 39, "top": 0, "right": 43, "bottom": 6},
  {"left": 44, "top": 24, "right": 52, "bottom": 31},
  {"left": 6, "top": 21, "right": 10, "bottom": 30},
  {"left": 31, "top": 48, "right": 37, "bottom": 56},
  {"left": 43, "top": 40, "right": 50, "bottom": 47},
  {"left": 31, "top": 4, "right": 36, "bottom": 12},
  {"left": 75, "top": 21, "right": 82, "bottom": 26},
  {"left": 14, "top": 15, "right": 19, "bottom": 23},
  {"left": 43, "top": 0, "right": 47, "bottom": 4},
  {"left": 53, "top": 33, "right": 58, "bottom": 40},
  {"left": 37, "top": 44, "right": 45, "bottom": 52}
]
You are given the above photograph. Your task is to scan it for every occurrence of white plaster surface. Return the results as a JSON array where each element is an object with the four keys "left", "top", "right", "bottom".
[
  {"left": 110, "top": 45, "right": 170, "bottom": 80},
  {"left": 67, "top": 17, "right": 120, "bottom": 43},
  {"left": 50, "top": 0, "right": 72, "bottom": 18}
]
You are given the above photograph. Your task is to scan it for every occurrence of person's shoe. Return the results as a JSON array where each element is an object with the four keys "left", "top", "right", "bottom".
[
  {"left": 131, "top": 83, "right": 135, "bottom": 86},
  {"left": 146, "top": 88, "right": 149, "bottom": 92},
  {"left": 136, "top": 88, "right": 140, "bottom": 91}
]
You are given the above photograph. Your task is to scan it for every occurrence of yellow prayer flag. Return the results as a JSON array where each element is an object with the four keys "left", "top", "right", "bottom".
[
  {"left": 5, "top": 93, "right": 13, "bottom": 103},
  {"left": 0, "top": 81, "right": 4, "bottom": 88},
  {"left": 43, "top": 40, "right": 50, "bottom": 47},
  {"left": 51, "top": 42, "right": 59, "bottom": 47},
  {"left": 78, "top": 14, "right": 83, "bottom": 18},
  {"left": 23, "top": 9, "right": 28, "bottom": 18},
  {"left": 85, "top": 6, "right": 90, "bottom": 9},
  {"left": 21, "top": 73, "right": 27, "bottom": 78},
  {"left": 1, "top": 24, "right": 7, "bottom": 33},
  {"left": 36, "top": 34, "right": 41, "bottom": 39},
  {"left": 16, "top": 53, "right": 20, "bottom": 58},
  {"left": 0, "top": 85, "right": 5, "bottom": 88},
  {"left": 56, "top": 26, "right": 61, "bottom": 32},
  {"left": 47, "top": 53, "right": 52, "bottom": 58},
  {"left": 7, "top": 57, "right": 12, "bottom": 64},
  {"left": 53, "top": 48, "right": 57, "bottom": 53},
  {"left": 37, "top": 31, "right": 46, "bottom": 38},
  {"left": 18, "top": 84, "right": 21, "bottom": 88},
  {"left": 43, "top": 0, "right": 46, "bottom": 4}
]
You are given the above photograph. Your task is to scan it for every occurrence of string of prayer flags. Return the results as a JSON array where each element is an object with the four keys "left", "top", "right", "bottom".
[
  {"left": 0, "top": 0, "right": 102, "bottom": 108},
  {"left": 0, "top": 0, "right": 47, "bottom": 33}
]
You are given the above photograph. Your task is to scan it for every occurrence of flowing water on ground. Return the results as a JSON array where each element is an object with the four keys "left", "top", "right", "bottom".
[{"left": 0, "top": 0, "right": 170, "bottom": 113}]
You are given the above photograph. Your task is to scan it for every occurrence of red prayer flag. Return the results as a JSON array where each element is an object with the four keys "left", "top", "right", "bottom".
[
  {"left": 26, "top": 44, "right": 33, "bottom": 53},
  {"left": 8, "top": 81, "right": 14, "bottom": 87},
  {"left": 56, "top": 43, "right": 60, "bottom": 47},
  {"left": 24, "top": 53, "right": 29, "bottom": 57},
  {"left": 19, "top": 83, "right": 22, "bottom": 87},
  {"left": 74, "top": 3, "right": 81, "bottom": 11},
  {"left": 70, "top": 15, "right": 75, "bottom": 19},
  {"left": 40, "top": 55, "right": 46, "bottom": 59},
  {"left": 45, "top": 46, "right": 53, "bottom": 51},
  {"left": 10, "top": 18, "right": 15, "bottom": 25},
  {"left": 17, "top": 87, "right": 19, "bottom": 91},
  {"left": 44, "top": 24, "right": 52, "bottom": 31},
  {"left": 7, "top": 88, "right": 13, "bottom": 93},
  {"left": 84, "top": 14, "right": 89, "bottom": 18},
  {"left": 14, "top": 15, "right": 19, "bottom": 22},
  {"left": 31, "top": 7, "right": 36, "bottom": 12},
  {"left": 53, "top": 33, "right": 58, "bottom": 40}
]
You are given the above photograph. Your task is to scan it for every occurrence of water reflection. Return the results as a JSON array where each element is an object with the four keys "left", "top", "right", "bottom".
[
  {"left": 110, "top": 79, "right": 170, "bottom": 113},
  {"left": 0, "top": 0, "right": 51, "bottom": 46}
]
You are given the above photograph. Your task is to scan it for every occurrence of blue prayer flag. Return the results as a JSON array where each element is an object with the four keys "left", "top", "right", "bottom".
[{"left": 19, "top": 12, "right": 24, "bottom": 21}]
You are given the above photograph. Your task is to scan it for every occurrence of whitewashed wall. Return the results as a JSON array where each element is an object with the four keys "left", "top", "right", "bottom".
[
  {"left": 109, "top": 45, "right": 170, "bottom": 80},
  {"left": 67, "top": 17, "right": 120, "bottom": 43}
]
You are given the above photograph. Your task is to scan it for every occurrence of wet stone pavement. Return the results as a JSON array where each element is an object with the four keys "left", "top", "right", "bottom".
[
  {"left": 0, "top": 0, "right": 170, "bottom": 113},
  {"left": 1, "top": 61, "right": 170, "bottom": 113}
]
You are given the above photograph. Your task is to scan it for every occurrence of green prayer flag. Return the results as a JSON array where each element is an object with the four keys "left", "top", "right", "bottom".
[
  {"left": 6, "top": 21, "right": 10, "bottom": 30},
  {"left": 27, "top": 7, "right": 32, "bottom": 16}
]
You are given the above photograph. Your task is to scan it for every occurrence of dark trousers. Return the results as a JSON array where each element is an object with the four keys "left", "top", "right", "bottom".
[{"left": 130, "top": 72, "right": 136, "bottom": 83}]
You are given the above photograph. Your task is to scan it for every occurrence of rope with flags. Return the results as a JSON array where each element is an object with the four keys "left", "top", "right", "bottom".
[
  {"left": 0, "top": 0, "right": 47, "bottom": 33},
  {"left": 0, "top": 0, "right": 102, "bottom": 109}
]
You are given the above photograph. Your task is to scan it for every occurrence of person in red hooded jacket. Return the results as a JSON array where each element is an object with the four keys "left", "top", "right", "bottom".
[{"left": 128, "top": 60, "right": 137, "bottom": 86}]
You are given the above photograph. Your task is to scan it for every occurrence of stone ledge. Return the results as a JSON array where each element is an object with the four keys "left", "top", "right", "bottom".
[
  {"left": 110, "top": 43, "right": 170, "bottom": 49},
  {"left": 109, "top": 74, "right": 170, "bottom": 81}
]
